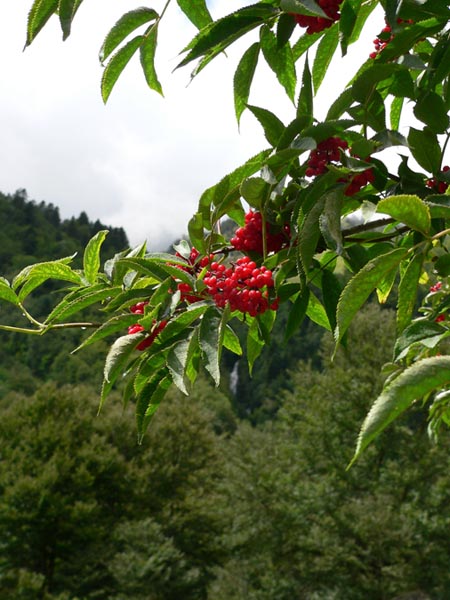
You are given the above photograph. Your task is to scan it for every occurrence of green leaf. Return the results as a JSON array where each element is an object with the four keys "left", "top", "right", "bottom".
[
  {"left": 199, "top": 306, "right": 222, "bottom": 385},
  {"left": 247, "top": 105, "right": 285, "bottom": 147},
  {"left": 176, "top": 0, "right": 212, "bottom": 29},
  {"left": 101, "top": 333, "right": 143, "bottom": 408},
  {"left": 321, "top": 269, "right": 342, "bottom": 331},
  {"left": 167, "top": 333, "right": 198, "bottom": 394},
  {"left": 394, "top": 320, "right": 446, "bottom": 361},
  {"left": 434, "top": 254, "right": 450, "bottom": 277},
  {"left": 407, "top": 127, "right": 441, "bottom": 174},
  {"left": 297, "top": 55, "right": 313, "bottom": 121},
  {"left": 299, "top": 190, "right": 328, "bottom": 271},
  {"left": 199, "top": 150, "right": 271, "bottom": 226},
  {"left": 188, "top": 212, "right": 205, "bottom": 254},
  {"left": 319, "top": 188, "right": 344, "bottom": 254},
  {"left": 312, "top": 24, "right": 338, "bottom": 93},
  {"left": 247, "top": 316, "right": 264, "bottom": 374},
  {"left": 13, "top": 259, "right": 81, "bottom": 291},
  {"left": 58, "top": 0, "right": 84, "bottom": 40},
  {"left": 177, "top": 4, "right": 278, "bottom": 73},
  {"left": 335, "top": 248, "right": 407, "bottom": 347},
  {"left": 306, "top": 290, "right": 331, "bottom": 330},
  {"left": 414, "top": 91, "right": 449, "bottom": 134},
  {"left": 285, "top": 288, "right": 309, "bottom": 340},
  {"left": 292, "top": 29, "right": 322, "bottom": 61},
  {"left": 277, "top": 12, "right": 297, "bottom": 46},
  {"left": 240, "top": 177, "right": 270, "bottom": 209},
  {"left": 73, "top": 313, "right": 139, "bottom": 352},
  {"left": 140, "top": 24, "right": 163, "bottom": 96},
  {"left": 0, "top": 278, "right": 19, "bottom": 306},
  {"left": 222, "top": 325, "right": 242, "bottom": 355},
  {"left": 45, "top": 285, "right": 120, "bottom": 324},
  {"left": 26, "top": 0, "right": 59, "bottom": 46},
  {"left": 390, "top": 95, "right": 403, "bottom": 130},
  {"left": 377, "top": 195, "right": 431, "bottom": 235},
  {"left": 99, "top": 8, "right": 158, "bottom": 63},
  {"left": 350, "top": 356, "right": 450, "bottom": 466},
  {"left": 396, "top": 254, "right": 424, "bottom": 333},
  {"left": 136, "top": 368, "right": 172, "bottom": 440},
  {"left": 326, "top": 87, "right": 353, "bottom": 120},
  {"left": 101, "top": 36, "right": 143, "bottom": 103},
  {"left": 260, "top": 25, "right": 296, "bottom": 102},
  {"left": 117, "top": 256, "right": 195, "bottom": 285},
  {"left": 280, "top": 0, "right": 327, "bottom": 18},
  {"left": 234, "top": 42, "right": 260, "bottom": 124},
  {"left": 83, "top": 230, "right": 108, "bottom": 284}
]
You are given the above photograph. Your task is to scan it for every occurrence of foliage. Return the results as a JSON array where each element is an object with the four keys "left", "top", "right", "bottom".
[
  {"left": 2, "top": 0, "right": 450, "bottom": 460},
  {"left": 209, "top": 306, "right": 450, "bottom": 599},
  {"left": 0, "top": 380, "right": 229, "bottom": 599}
]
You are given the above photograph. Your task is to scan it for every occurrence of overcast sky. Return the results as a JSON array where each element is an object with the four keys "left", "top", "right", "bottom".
[{"left": 0, "top": 1, "right": 382, "bottom": 250}]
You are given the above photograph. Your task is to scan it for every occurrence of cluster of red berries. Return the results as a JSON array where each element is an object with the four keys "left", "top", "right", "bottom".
[
  {"left": 343, "top": 169, "right": 375, "bottom": 196},
  {"left": 370, "top": 19, "right": 414, "bottom": 59},
  {"left": 292, "top": 0, "right": 341, "bottom": 34},
  {"left": 306, "top": 137, "right": 349, "bottom": 176},
  {"left": 128, "top": 301, "right": 168, "bottom": 351},
  {"left": 370, "top": 24, "right": 394, "bottom": 58},
  {"left": 426, "top": 166, "right": 450, "bottom": 194},
  {"left": 203, "top": 256, "right": 277, "bottom": 317},
  {"left": 430, "top": 282, "right": 442, "bottom": 293},
  {"left": 230, "top": 211, "right": 290, "bottom": 254},
  {"left": 306, "top": 137, "right": 374, "bottom": 196}
]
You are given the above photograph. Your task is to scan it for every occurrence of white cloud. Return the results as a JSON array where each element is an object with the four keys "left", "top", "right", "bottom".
[{"left": 0, "top": 2, "right": 384, "bottom": 250}]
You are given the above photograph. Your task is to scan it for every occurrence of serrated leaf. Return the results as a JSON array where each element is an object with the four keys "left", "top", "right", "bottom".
[
  {"left": 312, "top": 24, "right": 338, "bottom": 93},
  {"left": 58, "top": 0, "right": 84, "bottom": 40},
  {"left": 117, "top": 257, "right": 195, "bottom": 285},
  {"left": 176, "top": 0, "right": 212, "bottom": 29},
  {"left": 99, "top": 8, "right": 158, "bottom": 63},
  {"left": 297, "top": 54, "right": 313, "bottom": 121},
  {"left": 306, "top": 290, "right": 331, "bottom": 330},
  {"left": 167, "top": 333, "right": 198, "bottom": 394},
  {"left": 73, "top": 313, "right": 139, "bottom": 353},
  {"left": 247, "top": 316, "right": 265, "bottom": 374},
  {"left": 396, "top": 254, "right": 423, "bottom": 333},
  {"left": 299, "top": 191, "right": 327, "bottom": 271},
  {"left": 260, "top": 25, "right": 296, "bottom": 102},
  {"left": 45, "top": 286, "right": 119, "bottom": 324},
  {"left": 285, "top": 288, "right": 309, "bottom": 341},
  {"left": 100, "top": 333, "right": 143, "bottom": 409},
  {"left": 0, "top": 278, "right": 19, "bottom": 306},
  {"left": 240, "top": 176, "right": 270, "bottom": 209},
  {"left": 414, "top": 91, "right": 449, "bottom": 134},
  {"left": 83, "top": 230, "right": 108, "bottom": 284},
  {"left": 319, "top": 188, "right": 343, "bottom": 255},
  {"left": 199, "top": 306, "right": 222, "bottom": 385},
  {"left": 376, "top": 265, "right": 397, "bottom": 304},
  {"left": 140, "top": 24, "right": 163, "bottom": 95},
  {"left": 177, "top": 4, "right": 278, "bottom": 73},
  {"left": 377, "top": 195, "right": 431, "bottom": 235},
  {"left": 321, "top": 269, "right": 341, "bottom": 331},
  {"left": 234, "top": 42, "right": 260, "bottom": 124},
  {"left": 350, "top": 356, "right": 450, "bottom": 466},
  {"left": 188, "top": 212, "right": 205, "bottom": 254},
  {"left": 101, "top": 36, "right": 143, "bottom": 103},
  {"left": 199, "top": 150, "right": 272, "bottom": 226},
  {"left": 247, "top": 105, "right": 285, "bottom": 147},
  {"left": 136, "top": 369, "right": 172, "bottom": 440},
  {"left": 390, "top": 96, "right": 403, "bottom": 130},
  {"left": 408, "top": 127, "right": 441, "bottom": 174},
  {"left": 222, "top": 325, "right": 242, "bottom": 355},
  {"left": 13, "top": 259, "right": 81, "bottom": 291},
  {"left": 394, "top": 320, "right": 446, "bottom": 361},
  {"left": 26, "top": 0, "right": 59, "bottom": 46},
  {"left": 335, "top": 248, "right": 407, "bottom": 346},
  {"left": 280, "top": 0, "right": 327, "bottom": 18}
]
